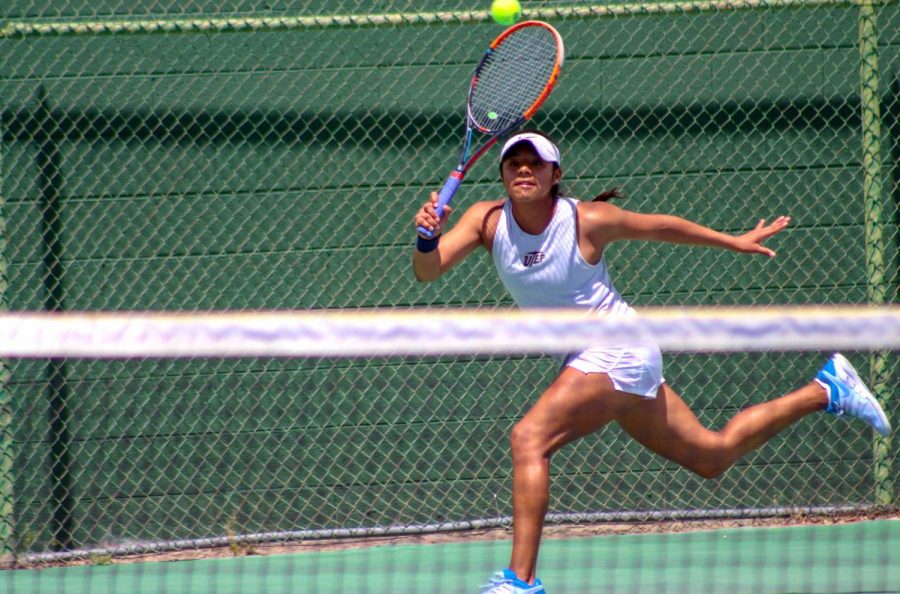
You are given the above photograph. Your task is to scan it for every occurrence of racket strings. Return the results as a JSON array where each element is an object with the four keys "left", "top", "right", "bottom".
[{"left": 470, "top": 27, "right": 560, "bottom": 132}]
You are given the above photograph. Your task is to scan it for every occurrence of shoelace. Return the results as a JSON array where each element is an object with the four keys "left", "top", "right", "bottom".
[{"left": 480, "top": 572, "right": 515, "bottom": 593}]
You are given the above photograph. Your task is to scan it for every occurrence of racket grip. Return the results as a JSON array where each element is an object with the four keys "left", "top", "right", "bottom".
[{"left": 417, "top": 171, "right": 463, "bottom": 239}]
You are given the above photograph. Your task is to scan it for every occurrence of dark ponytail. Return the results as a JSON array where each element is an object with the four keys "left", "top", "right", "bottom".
[{"left": 592, "top": 188, "right": 623, "bottom": 202}]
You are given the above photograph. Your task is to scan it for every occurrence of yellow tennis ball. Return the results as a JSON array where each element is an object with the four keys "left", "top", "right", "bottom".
[{"left": 490, "top": 0, "right": 521, "bottom": 25}]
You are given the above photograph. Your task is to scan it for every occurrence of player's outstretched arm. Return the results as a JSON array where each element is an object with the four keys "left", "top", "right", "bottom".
[
  {"left": 581, "top": 201, "right": 790, "bottom": 257},
  {"left": 729, "top": 216, "right": 792, "bottom": 257},
  {"left": 412, "top": 193, "right": 486, "bottom": 282}
]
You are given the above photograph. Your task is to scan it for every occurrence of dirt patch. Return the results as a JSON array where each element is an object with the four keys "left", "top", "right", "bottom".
[{"left": 12, "top": 507, "right": 898, "bottom": 569}]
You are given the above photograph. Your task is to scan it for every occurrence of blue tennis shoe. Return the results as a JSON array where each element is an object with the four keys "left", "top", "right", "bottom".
[
  {"left": 816, "top": 353, "right": 891, "bottom": 436},
  {"left": 481, "top": 569, "right": 545, "bottom": 593}
]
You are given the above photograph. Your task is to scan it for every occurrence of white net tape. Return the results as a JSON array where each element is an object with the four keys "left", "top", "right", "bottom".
[{"left": 0, "top": 305, "right": 897, "bottom": 358}]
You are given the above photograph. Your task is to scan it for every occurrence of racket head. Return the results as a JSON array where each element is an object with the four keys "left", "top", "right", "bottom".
[{"left": 467, "top": 21, "right": 565, "bottom": 135}]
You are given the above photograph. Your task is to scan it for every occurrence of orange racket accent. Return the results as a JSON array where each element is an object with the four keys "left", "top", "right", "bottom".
[{"left": 489, "top": 21, "right": 564, "bottom": 121}]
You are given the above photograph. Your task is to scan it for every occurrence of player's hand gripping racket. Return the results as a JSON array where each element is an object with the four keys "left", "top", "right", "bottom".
[{"left": 417, "top": 20, "right": 565, "bottom": 238}]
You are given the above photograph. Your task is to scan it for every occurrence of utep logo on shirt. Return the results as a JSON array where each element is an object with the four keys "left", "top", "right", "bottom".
[{"left": 523, "top": 251, "right": 546, "bottom": 268}]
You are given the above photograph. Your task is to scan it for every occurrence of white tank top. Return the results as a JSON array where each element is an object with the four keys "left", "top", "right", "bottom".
[{"left": 491, "top": 197, "right": 634, "bottom": 317}]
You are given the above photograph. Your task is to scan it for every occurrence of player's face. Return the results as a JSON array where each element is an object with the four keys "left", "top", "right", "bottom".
[{"left": 500, "top": 144, "right": 561, "bottom": 203}]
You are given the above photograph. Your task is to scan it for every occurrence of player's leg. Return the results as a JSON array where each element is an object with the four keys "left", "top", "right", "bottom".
[
  {"left": 616, "top": 381, "right": 827, "bottom": 479},
  {"left": 504, "top": 368, "right": 643, "bottom": 586},
  {"left": 616, "top": 353, "right": 891, "bottom": 478}
]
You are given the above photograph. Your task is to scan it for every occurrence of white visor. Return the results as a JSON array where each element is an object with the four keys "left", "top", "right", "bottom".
[{"left": 499, "top": 132, "right": 561, "bottom": 165}]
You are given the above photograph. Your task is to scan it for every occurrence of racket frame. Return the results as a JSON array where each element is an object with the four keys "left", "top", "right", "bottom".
[{"left": 417, "top": 21, "right": 564, "bottom": 239}]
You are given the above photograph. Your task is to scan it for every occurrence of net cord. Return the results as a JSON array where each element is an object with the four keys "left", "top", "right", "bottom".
[{"left": 0, "top": 306, "right": 896, "bottom": 358}]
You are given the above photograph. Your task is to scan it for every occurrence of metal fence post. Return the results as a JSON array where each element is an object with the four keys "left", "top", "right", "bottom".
[
  {"left": 858, "top": 0, "right": 893, "bottom": 506},
  {"left": 0, "top": 103, "right": 14, "bottom": 564},
  {"left": 35, "top": 86, "right": 74, "bottom": 549}
]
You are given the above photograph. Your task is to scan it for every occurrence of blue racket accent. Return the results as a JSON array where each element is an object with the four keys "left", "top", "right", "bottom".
[{"left": 417, "top": 171, "right": 464, "bottom": 238}]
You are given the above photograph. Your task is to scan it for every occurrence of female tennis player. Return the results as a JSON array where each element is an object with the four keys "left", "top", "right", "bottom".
[{"left": 412, "top": 131, "right": 891, "bottom": 594}]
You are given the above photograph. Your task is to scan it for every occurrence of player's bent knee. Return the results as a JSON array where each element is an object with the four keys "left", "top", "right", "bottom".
[
  {"left": 509, "top": 420, "right": 548, "bottom": 460},
  {"left": 509, "top": 420, "right": 532, "bottom": 451}
]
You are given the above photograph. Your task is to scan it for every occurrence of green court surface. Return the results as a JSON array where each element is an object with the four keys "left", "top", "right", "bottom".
[{"left": 4, "top": 520, "right": 898, "bottom": 594}]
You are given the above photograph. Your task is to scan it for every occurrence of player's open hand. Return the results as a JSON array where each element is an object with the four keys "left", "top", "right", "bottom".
[
  {"left": 414, "top": 191, "right": 452, "bottom": 238},
  {"left": 733, "top": 215, "right": 791, "bottom": 257}
]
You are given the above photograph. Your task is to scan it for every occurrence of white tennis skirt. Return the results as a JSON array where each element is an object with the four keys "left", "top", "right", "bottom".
[{"left": 558, "top": 344, "right": 665, "bottom": 398}]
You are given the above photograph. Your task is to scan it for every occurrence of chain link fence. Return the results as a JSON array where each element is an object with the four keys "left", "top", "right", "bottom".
[{"left": 1, "top": 1, "right": 897, "bottom": 560}]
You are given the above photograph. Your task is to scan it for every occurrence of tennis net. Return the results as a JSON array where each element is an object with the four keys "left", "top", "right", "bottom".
[{"left": 0, "top": 307, "right": 896, "bottom": 593}]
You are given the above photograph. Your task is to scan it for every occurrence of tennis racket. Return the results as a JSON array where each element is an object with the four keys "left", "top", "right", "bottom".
[{"left": 417, "top": 20, "right": 565, "bottom": 238}]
